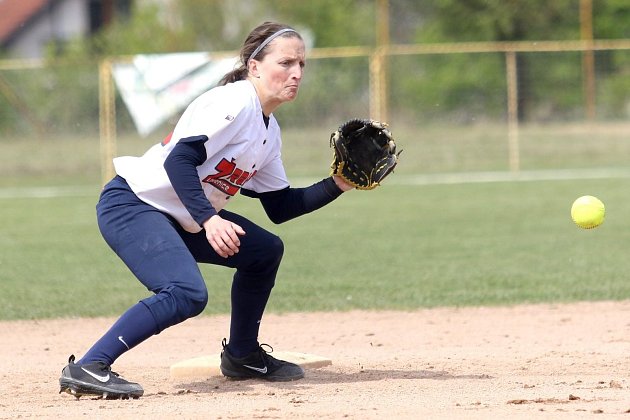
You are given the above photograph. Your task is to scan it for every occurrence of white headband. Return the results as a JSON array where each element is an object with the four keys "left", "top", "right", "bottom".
[{"left": 247, "top": 28, "right": 297, "bottom": 66}]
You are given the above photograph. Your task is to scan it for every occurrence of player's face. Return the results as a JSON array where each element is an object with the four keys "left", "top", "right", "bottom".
[{"left": 253, "top": 36, "right": 305, "bottom": 112}]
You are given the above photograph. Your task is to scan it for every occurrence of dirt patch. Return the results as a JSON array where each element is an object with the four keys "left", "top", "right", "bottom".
[{"left": 1, "top": 301, "right": 629, "bottom": 419}]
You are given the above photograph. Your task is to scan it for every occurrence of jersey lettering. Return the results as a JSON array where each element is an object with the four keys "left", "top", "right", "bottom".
[
  {"left": 229, "top": 168, "right": 244, "bottom": 184},
  {"left": 202, "top": 158, "right": 256, "bottom": 195}
]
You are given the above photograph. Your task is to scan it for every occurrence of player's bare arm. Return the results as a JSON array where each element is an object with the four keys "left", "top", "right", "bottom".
[{"left": 332, "top": 175, "right": 354, "bottom": 192}]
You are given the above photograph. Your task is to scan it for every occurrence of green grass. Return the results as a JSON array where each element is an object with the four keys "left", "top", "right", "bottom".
[
  {"left": 2, "top": 177, "right": 630, "bottom": 320},
  {"left": 2, "top": 121, "right": 630, "bottom": 320}
]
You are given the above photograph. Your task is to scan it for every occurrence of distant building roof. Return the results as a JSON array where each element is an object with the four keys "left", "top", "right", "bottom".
[{"left": 0, "top": 0, "right": 50, "bottom": 46}]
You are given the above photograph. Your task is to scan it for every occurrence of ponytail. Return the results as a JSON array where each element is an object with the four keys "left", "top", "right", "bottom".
[{"left": 218, "top": 66, "right": 248, "bottom": 86}]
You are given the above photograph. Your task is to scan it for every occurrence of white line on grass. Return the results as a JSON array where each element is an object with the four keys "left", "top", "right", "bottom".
[
  {"left": 2, "top": 168, "right": 630, "bottom": 199},
  {"left": 0, "top": 186, "right": 98, "bottom": 199},
  {"left": 390, "top": 168, "right": 630, "bottom": 186},
  {"left": 293, "top": 168, "right": 630, "bottom": 187}
]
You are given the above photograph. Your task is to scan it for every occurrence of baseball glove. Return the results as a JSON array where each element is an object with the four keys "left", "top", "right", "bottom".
[{"left": 330, "top": 119, "right": 400, "bottom": 190}]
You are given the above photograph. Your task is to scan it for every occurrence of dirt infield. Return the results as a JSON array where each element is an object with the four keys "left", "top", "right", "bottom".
[{"left": 1, "top": 300, "right": 629, "bottom": 419}]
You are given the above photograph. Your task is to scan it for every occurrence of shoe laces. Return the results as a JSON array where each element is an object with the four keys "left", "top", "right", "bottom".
[
  {"left": 259, "top": 343, "right": 274, "bottom": 355},
  {"left": 68, "top": 354, "right": 120, "bottom": 378},
  {"left": 256, "top": 343, "right": 281, "bottom": 368},
  {"left": 221, "top": 338, "right": 275, "bottom": 358},
  {"left": 94, "top": 361, "right": 121, "bottom": 378}
]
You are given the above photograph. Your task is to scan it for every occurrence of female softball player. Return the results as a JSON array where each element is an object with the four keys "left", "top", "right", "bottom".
[{"left": 59, "top": 21, "right": 353, "bottom": 399}]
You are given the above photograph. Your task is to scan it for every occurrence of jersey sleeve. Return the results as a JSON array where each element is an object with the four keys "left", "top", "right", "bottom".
[
  {"left": 163, "top": 135, "right": 218, "bottom": 226},
  {"left": 241, "top": 177, "right": 343, "bottom": 224}
]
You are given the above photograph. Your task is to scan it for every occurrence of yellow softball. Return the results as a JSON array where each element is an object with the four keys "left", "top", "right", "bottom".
[{"left": 571, "top": 195, "right": 605, "bottom": 229}]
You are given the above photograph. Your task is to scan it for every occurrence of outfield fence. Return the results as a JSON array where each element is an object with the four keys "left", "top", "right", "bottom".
[{"left": 1, "top": 39, "right": 629, "bottom": 184}]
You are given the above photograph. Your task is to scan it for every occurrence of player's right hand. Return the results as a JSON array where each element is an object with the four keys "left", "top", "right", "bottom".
[{"left": 202, "top": 215, "right": 246, "bottom": 258}]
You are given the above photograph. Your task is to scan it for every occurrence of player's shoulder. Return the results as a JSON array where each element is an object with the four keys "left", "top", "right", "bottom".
[
  {"left": 193, "top": 80, "right": 258, "bottom": 116},
  {"left": 198, "top": 80, "right": 255, "bottom": 103}
]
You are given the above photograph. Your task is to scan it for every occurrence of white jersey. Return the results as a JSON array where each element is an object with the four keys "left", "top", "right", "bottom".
[{"left": 114, "top": 80, "right": 290, "bottom": 233}]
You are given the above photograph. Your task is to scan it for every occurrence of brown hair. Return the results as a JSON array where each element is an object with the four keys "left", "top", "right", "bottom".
[{"left": 218, "top": 22, "right": 302, "bottom": 86}]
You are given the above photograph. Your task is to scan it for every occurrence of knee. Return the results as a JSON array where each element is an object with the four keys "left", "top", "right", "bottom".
[
  {"left": 234, "top": 234, "right": 283, "bottom": 286},
  {"left": 154, "top": 284, "right": 208, "bottom": 327},
  {"left": 174, "top": 284, "right": 208, "bottom": 318},
  {"left": 248, "top": 234, "right": 283, "bottom": 274},
  {"left": 265, "top": 235, "right": 284, "bottom": 266}
]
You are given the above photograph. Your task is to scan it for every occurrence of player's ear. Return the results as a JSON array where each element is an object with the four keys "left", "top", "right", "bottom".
[{"left": 248, "top": 60, "right": 261, "bottom": 79}]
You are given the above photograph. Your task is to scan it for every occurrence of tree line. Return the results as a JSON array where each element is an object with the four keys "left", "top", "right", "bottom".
[{"left": 1, "top": 0, "right": 628, "bottom": 135}]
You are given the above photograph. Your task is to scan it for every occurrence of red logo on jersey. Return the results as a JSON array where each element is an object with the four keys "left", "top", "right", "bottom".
[
  {"left": 161, "top": 131, "right": 173, "bottom": 146},
  {"left": 202, "top": 158, "right": 256, "bottom": 195}
]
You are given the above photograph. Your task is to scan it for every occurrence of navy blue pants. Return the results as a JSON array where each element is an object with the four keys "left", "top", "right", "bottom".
[{"left": 86, "top": 176, "right": 283, "bottom": 364}]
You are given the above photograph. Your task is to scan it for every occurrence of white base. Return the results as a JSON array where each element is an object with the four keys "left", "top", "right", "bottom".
[{"left": 170, "top": 351, "right": 332, "bottom": 379}]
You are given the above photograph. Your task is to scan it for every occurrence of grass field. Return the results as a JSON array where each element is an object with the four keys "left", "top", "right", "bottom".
[
  {"left": 1, "top": 122, "right": 630, "bottom": 320},
  {"left": 2, "top": 176, "right": 630, "bottom": 320}
]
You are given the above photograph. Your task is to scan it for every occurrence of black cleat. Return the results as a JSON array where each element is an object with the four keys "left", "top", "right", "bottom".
[
  {"left": 220, "top": 338, "right": 305, "bottom": 382},
  {"left": 59, "top": 355, "right": 144, "bottom": 400}
]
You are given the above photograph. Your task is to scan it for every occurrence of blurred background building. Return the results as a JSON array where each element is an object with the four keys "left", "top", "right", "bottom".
[{"left": 0, "top": 0, "right": 132, "bottom": 58}]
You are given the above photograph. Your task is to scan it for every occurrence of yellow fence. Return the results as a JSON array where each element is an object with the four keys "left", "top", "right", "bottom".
[
  {"left": 96, "top": 39, "right": 630, "bottom": 182},
  {"left": 1, "top": 38, "right": 629, "bottom": 183}
]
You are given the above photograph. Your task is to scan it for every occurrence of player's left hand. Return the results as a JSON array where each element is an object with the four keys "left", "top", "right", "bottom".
[{"left": 330, "top": 119, "right": 400, "bottom": 190}]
